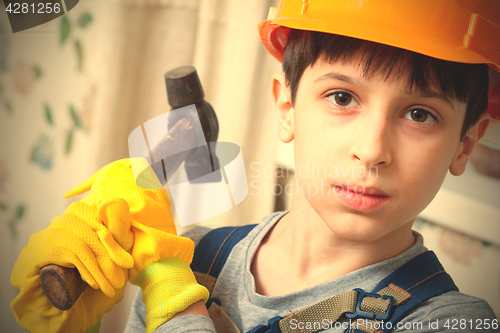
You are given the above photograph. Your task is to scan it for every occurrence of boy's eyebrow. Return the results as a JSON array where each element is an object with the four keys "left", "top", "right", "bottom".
[
  {"left": 413, "top": 91, "right": 455, "bottom": 111},
  {"left": 314, "top": 72, "right": 364, "bottom": 86}
]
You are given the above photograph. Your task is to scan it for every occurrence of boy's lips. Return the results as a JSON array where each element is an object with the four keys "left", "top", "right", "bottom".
[{"left": 334, "top": 184, "right": 390, "bottom": 210}]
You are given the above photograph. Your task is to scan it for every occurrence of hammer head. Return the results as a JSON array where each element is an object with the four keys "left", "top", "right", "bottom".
[
  {"left": 164, "top": 66, "right": 221, "bottom": 183},
  {"left": 165, "top": 66, "right": 219, "bottom": 142}
]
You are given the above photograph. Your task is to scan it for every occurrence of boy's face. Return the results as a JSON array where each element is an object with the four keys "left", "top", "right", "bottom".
[{"left": 274, "top": 57, "right": 488, "bottom": 244}]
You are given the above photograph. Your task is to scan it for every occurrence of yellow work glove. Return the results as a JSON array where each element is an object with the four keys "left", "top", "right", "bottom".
[
  {"left": 11, "top": 158, "right": 208, "bottom": 333},
  {"left": 63, "top": 158, "right": 209, "bottom": 333},
  {"left": 10, "top": 191, "right": 135, "bottom": 333}
]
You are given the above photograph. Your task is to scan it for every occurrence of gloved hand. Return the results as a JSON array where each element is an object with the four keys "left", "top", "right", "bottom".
[
  {"left": 11, "top": 158, "right": 208, "bottom": 333},
  {"left": 10, "top": 188, "right": 135, "bottom": 333},
  {"left": 63, "top": 158, "right": 209, "bottom": 333}
]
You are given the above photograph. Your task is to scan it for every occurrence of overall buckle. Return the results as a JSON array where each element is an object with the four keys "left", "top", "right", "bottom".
[{"left": 345, "top": 288, "right": 395, "bottom": 321}]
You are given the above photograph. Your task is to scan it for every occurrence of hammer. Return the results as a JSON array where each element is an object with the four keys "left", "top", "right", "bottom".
[{"left": 39, "top": 66, "right": 220, "bottom": 311}]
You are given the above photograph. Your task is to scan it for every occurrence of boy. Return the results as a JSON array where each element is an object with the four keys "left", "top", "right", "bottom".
[
  {"left": 123, "top": 0, "right": 498, "bottom": 332},
  {"left": 11, "top": 0, "right": 499, "bottom": 332}
]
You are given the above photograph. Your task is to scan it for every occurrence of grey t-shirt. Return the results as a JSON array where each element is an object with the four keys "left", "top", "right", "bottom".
[{"left": 124, "top": 211, "right": 497, "bottom": 333}]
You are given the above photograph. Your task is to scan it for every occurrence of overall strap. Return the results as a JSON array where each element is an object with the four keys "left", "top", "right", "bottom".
[
  {"left": 371, "top": 251, "right": 458, "bottom": 332},
  {"left": 190, "top": 224, "right": 258, "bottom": 333},
  {"left": 191, "top": 224, "right": 257, "bottom": 292}
]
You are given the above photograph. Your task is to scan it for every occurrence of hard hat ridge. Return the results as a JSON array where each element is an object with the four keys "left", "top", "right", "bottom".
[{"left": 259, "top": 0, "right": 500, "bottom": 73}]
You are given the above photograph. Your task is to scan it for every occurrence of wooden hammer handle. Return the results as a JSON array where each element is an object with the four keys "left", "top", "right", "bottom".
[{"left": 39, "top": 265, "right": 88, "bottom": 311}]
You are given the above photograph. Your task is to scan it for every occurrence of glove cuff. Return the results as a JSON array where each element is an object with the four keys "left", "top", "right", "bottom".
[{"left": 135, "top": 257, "right": 209, "bottom": 333}]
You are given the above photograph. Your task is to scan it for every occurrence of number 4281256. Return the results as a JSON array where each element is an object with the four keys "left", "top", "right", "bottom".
[
  {"left": 444, "top": 318, "right": 498, "bottom": 330},
  {"left": 6, "top": 2, "right": 61, "bottom": 14}
]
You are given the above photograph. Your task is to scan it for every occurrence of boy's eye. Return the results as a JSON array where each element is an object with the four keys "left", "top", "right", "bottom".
[
  {"left": 404, "top": 109, "right": 437, "bottom": 123},
  {"left": 327, "top": 91, "right": 358, "bottom": 108}
]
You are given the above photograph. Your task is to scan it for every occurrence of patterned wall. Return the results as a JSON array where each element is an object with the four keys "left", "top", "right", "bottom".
[{"left": 1, "top": 4, "right": 100, "bottom": 332}]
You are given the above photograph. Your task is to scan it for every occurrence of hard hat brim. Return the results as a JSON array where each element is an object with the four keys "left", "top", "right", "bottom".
[{"left": 259, "top": 17, "right": 500, "bottom": 73}]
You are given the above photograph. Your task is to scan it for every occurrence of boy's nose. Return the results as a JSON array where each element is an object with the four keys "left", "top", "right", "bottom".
[{"left": 349, "top": 116, "right": 392, "bottom": 168}]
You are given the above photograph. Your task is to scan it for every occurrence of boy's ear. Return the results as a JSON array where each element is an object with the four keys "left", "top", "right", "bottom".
[
  {"left": 273, "top": 73, "right": 294, "bottom": 143},
  {"left": 449, "top": 112, "right": 491, "bottom": 176}
]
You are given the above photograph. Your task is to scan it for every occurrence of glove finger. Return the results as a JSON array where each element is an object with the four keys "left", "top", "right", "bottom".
[
  {"left": 96, "top": 198, "right": 134, "bottom": 269},
  {"left": 50, "top": 210, "right": 126, "bottom": 296},
  {"left": 64, "top": 159, "right": 132, "bottom": 199},
  {"left": 12, "top": 226, "right": 101, "bottom": 291},
  {"left": 49, "top": 225, "right": 118, "bottom": 296},
  {"left": 95, "top": 228, "right": 134, "bottom": 269},
  {"left": 41, "top": 246, "right": 101, "bottom": 291},
  {"left": 64, "top": 171, "right": 100, "bottom": 199},
  {"left": 70, "top": 228, "right": 127, "bottom": 295},
  {"left": 98, "top": 197, "right": 134, "bottom": 252}
]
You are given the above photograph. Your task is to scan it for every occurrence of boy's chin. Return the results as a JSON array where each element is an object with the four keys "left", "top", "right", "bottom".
[{"left": 314, "top": 207, "right": 415, "bottom": 245}]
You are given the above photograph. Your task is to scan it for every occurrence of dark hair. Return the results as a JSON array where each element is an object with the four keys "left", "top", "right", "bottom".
[{"left": 282, "top": 29, "right": 490, "bottom": 140}]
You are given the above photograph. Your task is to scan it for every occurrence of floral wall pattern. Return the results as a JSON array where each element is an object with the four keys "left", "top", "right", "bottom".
[
  {"left": 0, "top": 158, "right": 25, "bottom": 240},
  {"left": 0, "top": 3, "right": 100, "bottom": 332}
]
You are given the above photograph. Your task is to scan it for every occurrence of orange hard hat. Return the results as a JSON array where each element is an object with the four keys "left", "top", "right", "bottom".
[{"left": 258, "top": 0, "right": 500, "bottom": 73}]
